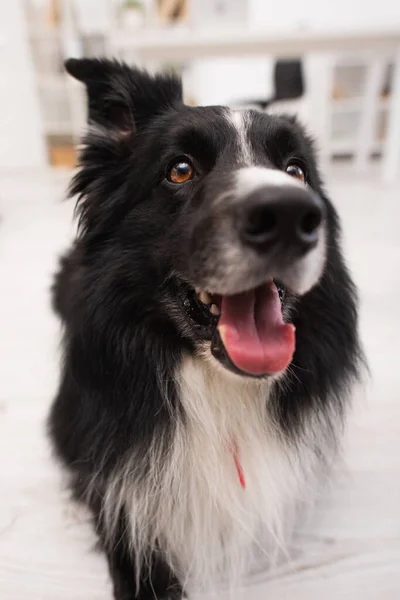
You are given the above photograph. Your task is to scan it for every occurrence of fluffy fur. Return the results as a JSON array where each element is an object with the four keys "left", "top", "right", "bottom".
[{"left": 49, "top": 58, "right": 362, "bottom": 600}]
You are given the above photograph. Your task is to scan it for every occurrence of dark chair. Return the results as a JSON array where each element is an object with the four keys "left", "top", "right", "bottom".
[{"left": 236, "top": 59, "right": 305, "bottom": 110}]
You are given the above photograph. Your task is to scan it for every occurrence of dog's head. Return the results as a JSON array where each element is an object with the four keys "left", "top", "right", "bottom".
[{"left": 66, "top": 59, "right": 354, "bottom": 383}]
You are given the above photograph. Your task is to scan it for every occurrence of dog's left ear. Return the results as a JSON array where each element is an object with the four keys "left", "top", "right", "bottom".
[{"left": 65, "top": 58, "right": 183, "bottom": 135}]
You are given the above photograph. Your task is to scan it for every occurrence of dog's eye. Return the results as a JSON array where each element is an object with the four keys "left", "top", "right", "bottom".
[
  {"left": 285, "top": 163, "right": 306, "bottom": 183},
  {"left": 167, "top": 160, "right": 195, "bottom": 184}
]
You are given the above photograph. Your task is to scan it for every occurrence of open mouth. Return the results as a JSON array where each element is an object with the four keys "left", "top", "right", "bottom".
[{"left": 181, "top": 280, "right": 295, "bottom": 377}]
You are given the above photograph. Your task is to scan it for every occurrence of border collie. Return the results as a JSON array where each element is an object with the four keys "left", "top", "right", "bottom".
[{"left": 49, "top": 58, "right": 362, "bottom": 600}]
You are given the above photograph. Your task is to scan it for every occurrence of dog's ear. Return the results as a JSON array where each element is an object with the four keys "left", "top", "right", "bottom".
[{"left": 65, "top": 58, "right": 183, "bottom": 134}]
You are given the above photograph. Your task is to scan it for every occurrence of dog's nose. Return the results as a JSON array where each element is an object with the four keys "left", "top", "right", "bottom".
[{"left": 239, "top": 184, "right": 323, "bottom": 253}]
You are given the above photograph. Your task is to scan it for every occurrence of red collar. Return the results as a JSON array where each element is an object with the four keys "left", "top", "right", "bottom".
[{"left": 232, "top": 441, "right": 246, "bottom": 490}]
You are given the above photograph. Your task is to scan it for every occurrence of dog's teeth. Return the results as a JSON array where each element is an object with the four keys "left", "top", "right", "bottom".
[
  {"left": 199, "top": 291, "right": 212, "bottom": 305},
  {"left": 210, "top": 304, "right": 220, "bottom": 316}
]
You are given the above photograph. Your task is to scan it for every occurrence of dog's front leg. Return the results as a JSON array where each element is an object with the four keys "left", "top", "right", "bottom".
[
  {"left": 93, "top": 508, "right": 183, "bottom": 600},
  {"left": 106, "top": 544, "right": 183, "bottom": 600}
]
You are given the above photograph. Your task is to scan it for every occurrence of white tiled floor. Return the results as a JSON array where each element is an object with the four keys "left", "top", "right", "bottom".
[{"left": 0, "top": 167, "right": 399, "bottom": 599}]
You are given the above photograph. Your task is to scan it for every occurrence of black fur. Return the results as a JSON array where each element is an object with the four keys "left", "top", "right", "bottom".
[{"left": 48, "top": 59, "right": 362, "bottom": 600}]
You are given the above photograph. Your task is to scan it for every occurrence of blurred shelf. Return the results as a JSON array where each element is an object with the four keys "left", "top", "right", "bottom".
[
  {"left": 333, "top": 55, "right": 382, "bottom": 67},
  {"left": 330, "top": 96, "right": 390, "bottom": 113},
  {"left": 331, "top": 138, "right": 384, "bottom": 155},
  {"left": 331, "top": 97, "right": 363, "bottom": 113}
]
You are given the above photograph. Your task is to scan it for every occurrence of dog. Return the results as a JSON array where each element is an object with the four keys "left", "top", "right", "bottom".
[{"left": 49, "top": 58, "right": 362, "bottom": 600}]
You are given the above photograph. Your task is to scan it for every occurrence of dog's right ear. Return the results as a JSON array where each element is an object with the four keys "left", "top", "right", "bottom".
[{"left": 65, "top": 58, "right": 183, "bottom": 135}]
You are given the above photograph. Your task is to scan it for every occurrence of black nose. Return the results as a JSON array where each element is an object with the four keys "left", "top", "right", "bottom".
[{"left": 240, "top": 184, "right": 323, "bottom": 253}]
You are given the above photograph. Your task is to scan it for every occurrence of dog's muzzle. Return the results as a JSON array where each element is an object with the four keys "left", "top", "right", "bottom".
[{"left": 178, "top": 167, "right": 327, "bottom": 377}]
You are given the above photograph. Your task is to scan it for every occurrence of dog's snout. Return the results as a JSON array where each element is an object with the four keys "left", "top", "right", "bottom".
[{"left": 239, "top": 184, "right": 323, "bottom": 253}]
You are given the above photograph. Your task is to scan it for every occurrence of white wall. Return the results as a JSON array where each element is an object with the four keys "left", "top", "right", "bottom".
[
  {"left": 249, "top": 0, "right": 400, "bottom": 31},
  {"left": 0, "top": 1, "right": 47, "bottom": 169},
  {"left": 186, "top": 57, "right": 273, "bottom": 107}
]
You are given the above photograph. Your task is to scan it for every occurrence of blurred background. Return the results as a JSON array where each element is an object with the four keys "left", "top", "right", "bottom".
[
  {"left": 1, "top": 0, "right": 400, "bottom": 173},
  {"left": 1, "top": 2, "right": 400, "bottom": 600}
]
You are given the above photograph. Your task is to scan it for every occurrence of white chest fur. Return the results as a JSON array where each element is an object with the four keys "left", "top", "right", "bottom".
[
  {"left": 104, "top": 354, "right": 317, "bottom": 591},
  {"left": 169, "top": 356, "right": 304, "bottom": 585}
]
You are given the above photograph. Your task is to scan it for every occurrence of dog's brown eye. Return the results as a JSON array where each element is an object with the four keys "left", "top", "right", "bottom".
[
  {"left": 168, "top": 161, "right": 195, "bottom": 184},
  {"left": 285, "top": 163, "right": 306, "bottom": 183}
]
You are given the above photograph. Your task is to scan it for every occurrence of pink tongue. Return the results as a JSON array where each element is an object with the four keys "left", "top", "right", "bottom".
[{"left": 217, "top": 281, "right": 295, "bottom": 375}]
